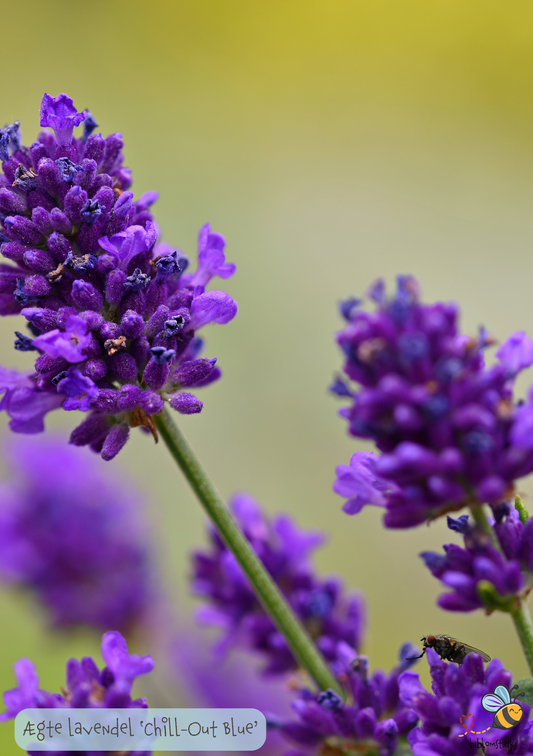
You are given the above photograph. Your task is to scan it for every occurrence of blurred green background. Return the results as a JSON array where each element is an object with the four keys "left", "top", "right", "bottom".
[{"left": 2, "top": 1, "right": 533, "bottom": 752}]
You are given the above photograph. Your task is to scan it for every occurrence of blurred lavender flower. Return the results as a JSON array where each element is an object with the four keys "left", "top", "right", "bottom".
[
  {"left": 399, "top": 648, "right": 533, "bottom": 754},
  {"left": 192, "top": 493, "right": 365, "bottom": 675},
  {"left": 332, "top": 276, "right": 533, "bottom": 528},
  {"left": 420, "top": 508, "right": 533, "bottom": 613},
  {"left": 1, "top": 631, "right": 153, "bottom": 756},
  {"left": 0, "top": 435, "right": 154, "bottom": 632},
  {"left": 272, "top": 642, "right": 419, "bottom": 756},
  {"left": 174, "top": 633, "right": 294, "bottom": 755},
  {"left": 0, "top": 93, "right": 237, "bottom": 459}
]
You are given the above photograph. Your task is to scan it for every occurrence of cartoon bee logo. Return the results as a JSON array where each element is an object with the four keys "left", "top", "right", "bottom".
[{"left": 481, "top": 684, "right": 524, "bottom": 730}]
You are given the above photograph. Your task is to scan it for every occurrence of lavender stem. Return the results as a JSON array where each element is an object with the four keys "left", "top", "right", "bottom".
[
  {"left": 468, "top": 503, "right": 503, "bottom": 552},
  {"left": 155, "top": 407, "right": 343, "bottom": 695},
  {"left": 510, "top": 600, "right": 533, "bottom": 678}
]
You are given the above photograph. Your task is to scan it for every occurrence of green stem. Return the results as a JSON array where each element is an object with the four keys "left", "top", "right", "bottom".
[
  {"left": 155, "top": 407, "right": 342, "bottom": 696},
  {"left": 469, "top": 504, "right": 533, "bottom": 676},
  {"left": 510, "top": 600, "right": 533, "bottom": 678},
  {"left": 468, "top": 503, "right": 502, "bottom": 551}
]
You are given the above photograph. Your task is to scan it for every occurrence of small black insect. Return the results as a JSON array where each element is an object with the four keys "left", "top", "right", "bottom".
[{"left": 405, "top": 635, "right": 491, "bottom": 665}]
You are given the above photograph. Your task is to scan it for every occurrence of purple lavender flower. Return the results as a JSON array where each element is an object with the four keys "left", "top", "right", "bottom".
[
  {"left": 192, "top": 492, "right": 365, "bottom": 675},
  {"left": 0, "top": 435, "right": 154, "bottom": 632},
  {"left": 1, "top": 631, "right": 153, "bottom": 756},
  {"left": 32, "top": 314, "right": 91, "bottom": 362},
  {"left": 399, "top": 649, "right": 533, "bottom": 754},
  {"left": 56, "top": 366, "right": 99, "bottom": 410},
  {"left": 39, "top": 93, "right": 87, "bottom": 147},
  {"left": 272, "top": 642, "right": 419, "bottom": 756},
  {"left": 334, "top": 451, "right": 399, "bottom": 515},
  {"left": 333, "top": 276, "right": 533, "bottom": 528},
  {"left": 421, "top": 508, "right": 531, "bottom": 613},
  {"left": 0, "top": 93, "right": 237, "bottom": 459},
  {"left": 0, "top": 365, "right": 63, "bottom": 432}
]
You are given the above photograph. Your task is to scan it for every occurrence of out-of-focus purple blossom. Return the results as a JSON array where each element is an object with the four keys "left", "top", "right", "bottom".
[
  {"left": 0, "top": 435, "right": 154, "bottom": 632},
  {"left": 496, "top": 330, "right": 533, "bottom": 376},
  {"left": 0, "top": 366, "right": 63, "bottom": 433},
  {"left": 399, "top": 649, "right": 533, "bottom": 754},
  {"left": 333, "top": 276, "right": 533, "bottom": 528},
  {"left": 421, "top": 507, "right": 533, "bottom": 613},
  {"left": 510, "top": 386, "right": 533, "bottom": 450},
  {"left": 173, "top": 632, "right": 294, "bottom": 756},
  {"left": 273, "top": 642, "right": 419, "bottom": 756},
  {"left": 1, "top": 631, "right": 153, "bottom": 756},
  {"left": 0, "top": 93, "right": 238, "bottom": 459},
  {"left": 192, "top": 493, "right": 365, "bottom": 675},
  {"left": 334, "top": 451, "right": 399, "bottom": 515}
]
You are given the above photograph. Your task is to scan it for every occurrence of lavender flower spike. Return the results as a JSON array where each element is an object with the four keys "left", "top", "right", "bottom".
[
  {"left": 274, "top": 642, "right": 419, "bottom": 756},
  {"left": 0, "top": 435, "right": 155, "bottom": 632},
  {"left": 192, "top": 492, "right": 365, "bottom": 675},
  {"left": 421, "top": 508, "right": 531, "bottom": 613},
  {"left": 0, "top": 93, "right": 238, "bottom": 459},
  {"left": 1, "top": 631, "right": 153, "bottom": 755},
  {"left": 333, "top": 276, "right": 533, "bottom": 528}
]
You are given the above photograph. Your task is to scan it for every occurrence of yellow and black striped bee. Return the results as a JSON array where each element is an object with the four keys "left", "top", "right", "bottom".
[
  {"left": 482, "top": 684, "right": 524, "bottom": 730},
  {"left": 405, "top": 635, "right": 491, "bottom": 665}
]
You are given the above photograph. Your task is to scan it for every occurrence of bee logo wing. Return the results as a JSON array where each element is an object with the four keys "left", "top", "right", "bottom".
[
  {"left": 494, "top": 685, "right": 511, "bottom": 704},
  {"left": 482, "top": 693, "right": 505, "bottom": 712}
]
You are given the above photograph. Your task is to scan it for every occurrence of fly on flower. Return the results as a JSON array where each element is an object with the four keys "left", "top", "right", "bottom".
[{"left": 405, "top": 634, "right": 491, "bottom": 664}]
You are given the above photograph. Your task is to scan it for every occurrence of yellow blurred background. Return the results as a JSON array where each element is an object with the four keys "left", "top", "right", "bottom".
[{"left": 2, "top": 1, "right": 533, "bottom": 753}]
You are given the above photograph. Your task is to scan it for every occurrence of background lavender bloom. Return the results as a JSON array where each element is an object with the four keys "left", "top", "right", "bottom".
[
  {"left": 1, "top": 631, "right": 153, "bottom": 756},
  {"left": 421, "top": 508, "right": 532, "bottom": 613},
  {"left": 333, "top": 277, "right": 533, "bottom": 528},
  {"left": 173, "top": 632, "right": 294, "bottom": 756},
  {"left": 399, "top": 649, "right": 533, "bottom": 755},
  {"left": 0, "top": 93, "right": 237, "bottom": 459},
  {"left": 192, "top": 492, "right": 365, "bottom": 675},
  {"left": 273, "top": 641, "right": 419, "bottom": 756},
  {"left": 0, "top": 435, "right": 154, "bottom": 632}
]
